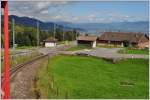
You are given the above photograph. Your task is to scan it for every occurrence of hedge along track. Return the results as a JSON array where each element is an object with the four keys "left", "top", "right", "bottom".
[{"left": 1, "top": 52, "right": 55, "bottom": 85}]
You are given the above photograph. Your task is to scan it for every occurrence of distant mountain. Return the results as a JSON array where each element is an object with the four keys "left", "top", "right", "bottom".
[
  {"left": 57, "top": 21, "right": 149, "bottom": 34},
  {"left": 7, "top": 15, "right": 149, "bottom": 35},
  {"left": 8, "top": 15, "right": 77, "bottom": 31},
  {"left": 9, "top": 15, "right": 54, "bottom": 30}
]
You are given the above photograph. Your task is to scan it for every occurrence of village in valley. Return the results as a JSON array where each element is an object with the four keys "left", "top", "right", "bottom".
[{"left": 1, "top": 1, "right": 149, "bottom": 99}]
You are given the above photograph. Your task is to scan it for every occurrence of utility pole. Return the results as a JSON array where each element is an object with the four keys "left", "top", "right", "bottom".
[
  {"left": 12, "top": 18, "right": 15, "bottom": 51},
  {"left": 37, "top": 21, "right": 39, "bottom": 47},
  {"left": 54, "top": 23, "right": 56, "bottom": 38},
  {"left": 2, "top": 1, "right": 10, "bottom": 99},
  {"left": 12, "top": 18, "right": 17, "bottom": 65},
  {"left": 72, "top": 29, "right": 74, "bottom": 41},
  {"left": 62, "top": 27, "right": 64, "bottom": 41},
  {"left": 76, "top": 31, "right": 78, "bottom": 40}
]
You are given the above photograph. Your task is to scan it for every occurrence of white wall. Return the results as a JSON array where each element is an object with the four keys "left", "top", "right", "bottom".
[
  {"left": 45, "top": 42, "right": 56, "bottom": 47},
  {"left": 92, "top": 41, "right": 96, "bottom": 48}
]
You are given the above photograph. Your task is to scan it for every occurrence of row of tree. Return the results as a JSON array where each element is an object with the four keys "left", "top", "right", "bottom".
[{"left": 1, "top": 21, "right": 79, "bottom": 47}]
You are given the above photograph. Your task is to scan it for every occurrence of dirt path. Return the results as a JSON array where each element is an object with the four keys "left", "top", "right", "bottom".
[
  {"left": 10, "top": 56, "right": 48, "bottom": 99},
  {"left": 75, "top": 48, "right": 149, "bottom": 59}
]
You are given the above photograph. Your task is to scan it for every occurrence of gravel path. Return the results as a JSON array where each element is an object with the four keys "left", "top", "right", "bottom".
[
  {"left": 9, "top": 45, "right": 71, "bottom": 99},
  {"left": 10, "top": 57, "right": 47, "bottom": 99},
  {"left": 76, "top": 48, "right": 149, "bottom": 59}
]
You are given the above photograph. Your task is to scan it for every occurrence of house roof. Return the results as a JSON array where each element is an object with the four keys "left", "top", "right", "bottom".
[
  {"left": 77, "top": 35, "right": 97, "bottom": 41},
  {"left": 43, "top": 37, "right": 57, "bottom": 42},
  {"left": 98, "top": 32, "right": 148, "bottom": 43}
]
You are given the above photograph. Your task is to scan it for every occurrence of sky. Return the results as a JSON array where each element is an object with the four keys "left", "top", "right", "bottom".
[{"left": 8, "top": 1, "right": 149, "bottom": 23}]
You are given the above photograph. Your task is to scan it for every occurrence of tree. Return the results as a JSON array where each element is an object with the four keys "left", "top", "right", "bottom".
[{"left": 123, "top": 40, "right": 130, "bottom": 47}]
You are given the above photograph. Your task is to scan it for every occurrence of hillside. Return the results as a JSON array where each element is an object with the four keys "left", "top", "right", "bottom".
[
  {"left": 4, "top": 15, "right": 148, "bottom": 35},
  {"left": 1, "top": 15, "right": 77, "bottom": 47},
  {"left": 8, "top": 15, "right": 78, "bottom": 31}
]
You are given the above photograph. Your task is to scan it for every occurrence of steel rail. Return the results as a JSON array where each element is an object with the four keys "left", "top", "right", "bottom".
[{"left": 1, "top": 53, "right": 50, "bottom": 84}]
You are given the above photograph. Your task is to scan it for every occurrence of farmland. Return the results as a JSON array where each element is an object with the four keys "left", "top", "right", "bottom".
[
  {"left": 118, "top": 48, "right": 148, "bottom": 55},
  {"left": 37, "top": 55, "right": 148, "bottom": 99},
  {"left": 67, "top": 45, "right": 92, "bottom": 51}
]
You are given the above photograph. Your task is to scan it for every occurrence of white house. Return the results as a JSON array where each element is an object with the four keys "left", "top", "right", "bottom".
[{"left": 43, "top": 37, "right": 57, "bottom": 47}]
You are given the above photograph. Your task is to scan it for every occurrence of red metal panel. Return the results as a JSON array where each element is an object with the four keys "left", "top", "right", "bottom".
[{"left": 2, "top": 1, "right": 10, "bottom": 99}]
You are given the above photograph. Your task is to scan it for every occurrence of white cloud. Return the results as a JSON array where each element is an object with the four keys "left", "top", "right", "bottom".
[
  {"left": 52, "top": 15, "right": 63, "bottom": 20},
  {"left": 8, "top": 1, "right": 147, "bottom": 23},
  {"left": 41, "top": 10, "right": 49, "bottom": 14},
  {"left": 8, "top": 1, "right": 70, "bottom": 22},
  {"left": 88, "top": 14, "right": 96, "bottom": 18}
]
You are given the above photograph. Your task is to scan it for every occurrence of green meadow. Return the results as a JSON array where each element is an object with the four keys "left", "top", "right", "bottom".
[{"left": 37, "top": 55, "right": 148, "bottom": 99}]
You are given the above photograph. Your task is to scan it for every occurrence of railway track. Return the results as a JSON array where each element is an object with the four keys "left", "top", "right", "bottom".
[
  {"left": 1, "top": 53, "right": 49, "bottom": 84},
  {"left": 1, "top": 46, "right": 70, "bottom": 85},
  {"left": 1, "top": 45, "right": 71, "bottom": 84}
]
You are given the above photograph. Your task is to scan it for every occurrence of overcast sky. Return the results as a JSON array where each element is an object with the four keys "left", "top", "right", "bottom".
[{"left": 8, "top": 1, "right": 149, "bottom": 23}]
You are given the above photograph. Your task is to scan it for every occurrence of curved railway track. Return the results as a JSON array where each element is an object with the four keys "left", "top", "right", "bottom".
[
  {"left": 1, "top": 46, "right": 69, "bottom": 82},
  {"left": 1, "top": 53, "right": 50, "bottom": 84},
  {"left": 1, "top": 45, "right": 71, "bottom": 85}
]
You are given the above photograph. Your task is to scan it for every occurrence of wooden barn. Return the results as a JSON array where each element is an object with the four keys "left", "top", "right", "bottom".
[
  {"left": 97, "top": 32, "right": 149, "bottom": 49},
  {"left": 77, "top": 35, "right": 97, "bottom": 48}
]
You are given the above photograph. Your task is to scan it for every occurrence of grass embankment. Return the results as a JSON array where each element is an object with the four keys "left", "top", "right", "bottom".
[
  {"left": 1, "top": 51, "right": 18, "bottom": 56},
  {"left": 97, "top": 45, "right": 122, "bottom": 48},
  {"left": 1, "top": 51, "right": 41, "bottom": 72},
  {"left": 16, "top": 46, "right": 38, "bottom": 50},
  {"left": 37, "top": 55, "right": 148, "bottom": 99},
  {"left": 1, "top": 46, "right": 38, "bottom": 56},
  {"left": 118, "top": 48, "right": 148, "bottom": 55},
  {"left": 57, "top": 41, "right": 73, "bottom": 45},
  {"left": 67, "top": 46, "right": 92, "bottom": 51}
]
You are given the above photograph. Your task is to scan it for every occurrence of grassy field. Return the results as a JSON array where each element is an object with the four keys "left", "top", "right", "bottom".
[
  {"left": 97, "top": 45, "right": 122, "bottom": 48},
  {"left": 118, "top": 48, "right": 148, "bottom": 55},
  {"left": 67, "top": 46, "right": 92, "bottom": 51},
  {"left": 16, "top": 46, "right": 38, "bottom": 50},
  {"left": 1, "top": 50, "right": 18, "bottom": 56},
  {"left": 37, "top": 55, "right": 148, "bottom": 99},
  {"left": 1, "top": 46, "right": 37, "bottom": 56}
]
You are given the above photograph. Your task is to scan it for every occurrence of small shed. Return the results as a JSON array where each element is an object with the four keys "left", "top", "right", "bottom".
[
  {"left": 77, "top": 35, "right": 97, "bottom": 48},
  {"left": 43, "top": 37, "right": 57, "bottom": 47}
]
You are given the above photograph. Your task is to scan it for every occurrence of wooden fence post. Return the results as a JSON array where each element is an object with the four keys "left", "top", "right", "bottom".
[
  {"left": 56, "top": 87, "right": 59, "bottom": 96},
  {"left": 65, "top": 90, "right": 68, "bottom": 99}
]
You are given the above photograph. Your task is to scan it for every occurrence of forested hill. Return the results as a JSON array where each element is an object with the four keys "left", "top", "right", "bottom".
[
  {"left": 8, "top": 15, "right": 79, "bottom": 31},
  {"left": 1, "top": 15, "right": 78, "bottom": 47},
  {"left": 9, "top": 15, "right": 56, "bottom": 31}
]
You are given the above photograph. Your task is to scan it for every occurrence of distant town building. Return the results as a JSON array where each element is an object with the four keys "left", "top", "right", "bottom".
[
  {"left": 43, "top": 37, "right": 57, "bottom": 47},
  {"left": 77, "top": 35, "right": 97, "bottom": 48},
  {"left": 97, "top": 32, "right": 149, "bottom": 49}
]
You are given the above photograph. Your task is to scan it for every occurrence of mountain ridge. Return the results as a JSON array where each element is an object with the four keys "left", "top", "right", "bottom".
[{"left": 7, "top": 15, "right": 149, "bottom": 34}]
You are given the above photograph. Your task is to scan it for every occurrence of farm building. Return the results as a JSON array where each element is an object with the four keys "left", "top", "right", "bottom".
[
  {"left": 43, "top": 37, "right": 57, "bottom": 47},
  {"left": 97, "top": 32, "right": 149, "bottom": 49},
  {"left": 77, "top": 35, "right": 97, "bottom": 48}
]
